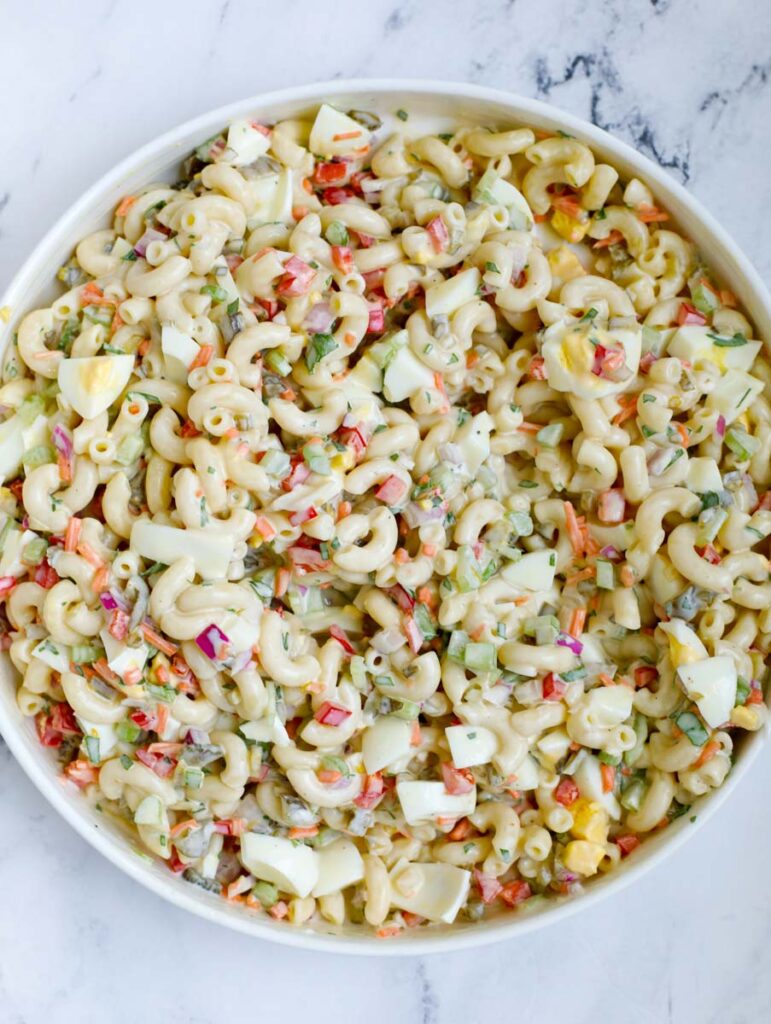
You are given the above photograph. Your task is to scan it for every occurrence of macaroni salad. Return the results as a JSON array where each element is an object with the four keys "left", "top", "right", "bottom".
[{"left": 3, "top": 103, "right": 769, "bottom": 934}]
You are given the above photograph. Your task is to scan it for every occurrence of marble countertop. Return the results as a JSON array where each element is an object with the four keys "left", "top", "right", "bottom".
[{"left": 1, "top": 1, "right": 770, "bottom": 1021}]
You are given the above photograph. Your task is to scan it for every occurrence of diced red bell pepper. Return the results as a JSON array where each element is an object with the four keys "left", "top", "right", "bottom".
[
  {"left": 130, "top": 709, "right": 157, "bottom": 730},
  {"left": 404, "top": 617, "right": 424, "bottom": 654},
  {"left": 542, "top": 673, "right": 567, "bottom": 701},
  {"left": 499, "top": 880, "right": 532, "bottom": 906},
  {"left": 108, "top": 609, "right": 130, "bottom": 642},
  {"left": 282, "top": 455, "right": 311, "bottom": 492},
  {"left": 287, "top": 546, "right": 329, "bottom": 570},
  {"left": 289, "top": 505, "right": 318, "bottom": 527},
  {"left": 426, "top": 216, "right": 449, "bottom": 253},
  {"left": 473, "top": 868, "right": 503, "bottom": 904},
  {"left": 616, "top": 834, "right": 641, "bottom": 857},
  {"left": 354, "top": 771, "right": 385, "bottom": 809},
  {"left": 554, "top": 776, "right": 580, "bottom": 807},
  {"left": 322, "top": 187, "right": 354, "bottom": 206},
  {"left": 314, "top": 701, "right": 352, "bottom": 726},
  {"left": 387, "top": 584, "right": 415, "bottom": 613},
  {"left": 136, "top": 749, "right": 176, "bottom": 777},
  {"left": 529, "top": 355, "right": 547, "bottom": 380},
  {"left": 441, "top": 762, "right": 475, "bottom": 795},
  {"left": 49, "top": 702, "right": 80, "bottom": 735},
  {"left": 597, "top": 488, "right": 626, "bottom": 524},
  {"left": 64, "top": 759, "right": 99, "bottom": 788},
  {"left": 35, "top": 712, "right": 63, "bottom": 748},
  {"left": 276, "top": 256, "right": 315, "bottom": 297},
  {"left": 367, "top": 304, "right": 385, "bottom": 334},
  {"left": 634, "top": 665, "right": 658, "bottom": 688},
  {"left": 329, "top": 625, "right": 355, "bottom": 655},
  {"left": 314, "top": 161, "right": 348, "bottom": 185},
  {"left": 676, "top": 302, "right": 707, "bottom": 326},
  {"left": 374, "top": 475, "right": 407, "bottom": 505},
  {"left": 331, "top": 245, "right": 354, "bottom": 273}
]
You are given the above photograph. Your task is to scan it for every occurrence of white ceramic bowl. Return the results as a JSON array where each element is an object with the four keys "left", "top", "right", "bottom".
[{"left": 1, "top": 79, "right": 769, "bottom": 956}]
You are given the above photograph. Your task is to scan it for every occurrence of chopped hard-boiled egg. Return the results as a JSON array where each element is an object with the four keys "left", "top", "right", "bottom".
[
  {"left": 58, "top": 355, "right": 134, "bottom": 419},
  {"left": 161, "top": 324, "right": 199, "bottom": 384},
  {"left": 76, "top": 716, "right": 118, "bottom": 760},
  {"left": 685, "top": 456, "right": 723, "bottom": 494},
  {"left": 390, "top": 862, "right": 471, "bottom": 924},
  {"left": 455, "top": 411, "right": 492, "bottom": 475},
  {"left": 311, "top": 839, "right": 364, "bottom": 898},
  {"left": 383, "top": 345, "right": 435, "bottom": 403},
  {"left": 659, "top": 619, "right": 707, "bottom": 669},
  {"left": 396, "top": 780, "right": 476, "bottom": 825},
  {"left": 562, "top": 839, "right": 605, "bottom": 877},
  {"left": 574, "top": 753, "right": 621, "bottom": 819},
  {"left": 425, "top": 267, "right": 481, "bottom": 318},
  {"left": 239, "top": 833, "right": 319, "bottom": 898},
  {"left": 0, "top": 528, "right": 38, "bottom": 576},
  {"left": 309, "top": 104, "right": 371, "bottom": 158},
  {"left": 580, "top": 685, "right": 634, "bottom": 728},
  {"left": 445, "top": 724, "right": 498, "bottom": 769},
  {"left": 501, "top": 549, "right": 557, "bottom": 592},
  {"left": 541, "top": 319, "right": 641, "bottom": 400},
  {"left": 570, "top": 799, "right": 609, "bottom": 844},
  {"left": 0, "top": 415, "right": 26, "bottom": 484},
  {"left": 677, "top": 655, "right": 737, "bottom": 729},
  {"left": 257, "top": 170, "right": 294, "bottom": 226},
  {"left": 100, "top": 629, "right": 149, "bottom": 680},
  {"left": 362, "top": 716, "right": 415, "bottom": 774},
  {"left": 509, "top": 753, "right": 540, "bottom": 791},
  {"left": 474, "top": 170, "right": 534, "bottom": 231},
  {"left": 706, "top": 369, "right": 764, "bottom": 426},
  {"left": 667, "top": 325, "right": 761, "bottom": 374},
  {"left": 130, "top": 521, "right": 234, "bottom": 579},
  {"left": 223, "top": 119, "right": 271, "bottom": 166},
  {"left": 32, "top": 637, "right": 71, "bottom": 674},
  {"left": 134, "top": 794, "right": 166, "bottom": 828}
]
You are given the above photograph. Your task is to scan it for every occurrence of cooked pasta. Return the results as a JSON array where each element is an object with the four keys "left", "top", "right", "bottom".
[{"left": 1, "top": 103, "right": 768, "bottom": 935}]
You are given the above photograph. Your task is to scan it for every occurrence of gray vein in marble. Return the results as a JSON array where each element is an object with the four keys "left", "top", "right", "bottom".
[
  {"left": 416, "top": 961, "right": 438, "bottom": 1024},
  {"left": 700, "top": 58, "right": 771, "bottom": 126}
]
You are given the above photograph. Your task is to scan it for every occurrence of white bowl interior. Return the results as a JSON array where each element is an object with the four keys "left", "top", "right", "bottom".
[{"left": 1, "top": 80, "right": 768, "bottom": 955}]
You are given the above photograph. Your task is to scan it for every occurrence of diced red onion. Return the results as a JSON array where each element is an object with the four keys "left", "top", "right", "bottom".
[
  {"left": 195, "top": 624, "right": 230, "bottom": 660},
  {"left": 52, "top": 424, "right": 74, "bottom": 460},
  {"left": 134, "top": 228, "right": 167, "bottom": 258},
  {"left": 303, "top": 302, "right": 334, "bottom": 333},
  {"left": 184, "top": 728, "right": 210, "bottom": 745},
  {"left": 402, "top": 501, "right": 447, "bottom": 528},
  {"left": 556, "top": 633, "right": 584, "bottom": 655},
  {"left": 100, "top": 589, "right": 129, "bottom": 613},
  {"left": 599, "top": 545, "right": 621, "bottom": 560},
  {"left": 715, "top": 414, "right": 726, "bottom": 439}
]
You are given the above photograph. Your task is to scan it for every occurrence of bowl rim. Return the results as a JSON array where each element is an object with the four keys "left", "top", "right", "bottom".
[{"left": 1, "top": 76, "right": 769, "bottom": 956}]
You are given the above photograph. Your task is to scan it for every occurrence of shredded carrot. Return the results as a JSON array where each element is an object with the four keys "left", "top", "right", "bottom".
[
  {"left": 612, "top": 394, "right": 638, "bottom": 426},
  {"left": 694, "top": 740, "right": 720, "bottom": 769},
  {"left": 269, "top": 901, "right": 289, "bottom": 920},
  {"left": 140, "top": 624, "right": 178, "bottom": 656},
  {"left": 332, "top": 130, "right": 361, "bottom": 141},
  {"left": 123, "top": 666, "right": 142, "bottom": 686},
  {"left": 636, "top": 203, "right": 669, "bottom": 223},
  {"left": 395, "top": 548, "right": 409, "bottom": 564},
  {"left": 288, "top": 825, "right": 319, "bottom": 839},
  {"left": 422, "top": 543, "right": 437, "bottom": 557},
  {"left": 592, "top": 230, "right": 624, "bottom": 249},
  {"left": 564, "top": 565, "right": 595, "bottom": 588},
  {"left": 306, "top": 680, "right": 325, "bottom": 694},
  {"left": 568, "top": 608, "right": 587, "bottom": 638},
  {"left": 563, "top": 501, "right": 584, "bottom": 557},
  {"left": 223, "top": 427, "right": 239, "bottom": 439},
  {"left": 719, "top": 289, "right": 737, "bottom": 308},
  {"left": 513, "top": 595, "right": 530, "bottom": 606},
  {"left": 466, "top": 350, "right": 479, "bottom": 369},
  {"left": 376, "top": 926, "right": 401, "bottom": 939},
  {"left": 280, "top": 388, "right": 296, "bottom": 401},
  {"left": 188, "top": 344, "right": 213, "bottom": 370},
  {"left": 416, "top": 586, "right": 435, "bottom": 608},
  {"left": 518, "top": 421, "right": 542, "bottom": 434},
  {"left": 115, "top": 195, "right": 137, "bottom": 218},
  {"left": 64, "top": 517, "right": 82, "bottom": 553},
  {"left": 253, "top": 515, "right": 277, "bottom": 540},
  {"left": 448, "top": 818, "right": 473, "bottom": 841},
  {"left": 317, "top": 769, "right": 342, "bottom": 784},
  {"left": 155, "top": 704, "right": 170, "bottom": 735},
  {"left": 619, "top": 564, "right": 635, "bottom": 588},
  {"left": 91, "top": 566, "right": 110, "bottom": 593},
  {"left": 601, "top": 763, "right": 616, "bottom": 792},
  {"left": 155, "top": 664, "right": 170, "bottom": 684},
  {"left": 80, "top": 282, "right": 115, "bottom": 307},
  {"left": 674, "top": 421, "right": 690, "bottom": 448},
  {"left": 337, "top": 500, "right": 352, "bottom": 521},
  {"left": 76, "top": 541, "right": 104, "bottom": 568},
  {"left": 57, "top": 451, "right": 72, "bottom": 484},
  {"left": 274, "top": 567, "right": 290, "bottom": 597},
  {"left": 410, "top": 720, "right": 422, "bottom": 746},
  {"left": 147, "top": 740, "right": 182, "bottom": 757},
  {"left": 292, "top": 206, "right": 309, "bottom": 221},
  {"left": 137, "top": 338, "right": 150, "bottom": 357},
  {"left": 93, "top": 658, "right": 119, "bottom": 684},
  {"left": 344, "top": 331, "right": 356, "bottom": 346},
  {"left": 599, "top": 672, "right": 616, "bottom": 687}
]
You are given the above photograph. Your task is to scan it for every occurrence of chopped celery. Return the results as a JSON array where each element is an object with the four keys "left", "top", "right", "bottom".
[
  {"left": 302, "top": 442, "right": 331, "bottom": 476},
  {"left": 690, "top": 279, "right": 720, "bottom": 315},
  {"left": 22, "top": 537, "right": 47, "bottom": 566},
  {"left": 71, "top": 644, "right": 103, "bottom": 665},
  {"left": 506, "top": 510, "right": 533, "bottom": 537},
  {"left": 463, "top": 642, "right": 497, "bottom": 673},
  {"left": 619, "top": 777, "right": 646, "bottom": 811},
  {"left": 455, "top": 545, "right": 482, "bottom": 592},
  {"left": 183, "top": 766, "right": 204, "bottom": 789},
  {"left": 447, "top": 630, "right": 470, "bottom": 662},
  {"left": 260, "top": 449, "right": 291, "bottom": 478},
  {"left": 23, "top": 445, "right": 55, "bottom": 468},
  {"left": 596, "top": 560, "right": 615, "bottom": 590},
  {"left": 624, "top": 714, "right": 648, "bottom": 766},
  {"left": 115, "top": 433, "right": 145, "bottom": 466},
  {"left": 675, "top": 710, "right": 709, "bottom": 747},
  {"left": 735, "top": 676, "right": 750, "bottom": 706},
  {"left": 249, "top": 569, "right": 276, "bottom": 602},
  {"left": 252, "top": 880, "right": 279, "bottom": 908},
  {"left": 18, "top": 395, "right": 46, "bottom": 425},
  {"left": 116, "top": 720, "right": 141, "bottom": 743},
  {"left": 393, "top": 699, "right": 421, "bottom": 720},
  {"left": 535, "top": 423, "right": 564, "bottom": 448},
  {"left": 264, "top": 348, "right": 292, "bottom": 377},
  {"left": 305, "top": 333, "right": 337, "bottom": 373},
  {"left": 725, "top": 426, "right": 760, "bottom": 463},
  {"left": 83, "top": 735, "right": 101, "bottom": 764},
  {"left": 325, "top": 220, "right": 349, "bottom": 246},
  {"left": 696, "top": 506, "right": 728, "bottom": 545},
  {"left": 350, "top": 656, "right": 368, "bottom": 690},
  {"left": 320, "top": 754, "right": 352, "bottom": 778}
]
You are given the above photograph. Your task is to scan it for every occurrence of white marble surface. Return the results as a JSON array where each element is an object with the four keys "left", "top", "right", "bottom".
[{"left": 1, "top": 2, "right": 770, "bottom": 1022}]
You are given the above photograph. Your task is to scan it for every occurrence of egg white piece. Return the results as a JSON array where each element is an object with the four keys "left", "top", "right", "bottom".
[
  {"left": 541, "top": 319, "right": 641, "bottom": 400},
  {"left": 58, "top": 355, "right": 134, "bottom": 418}
]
